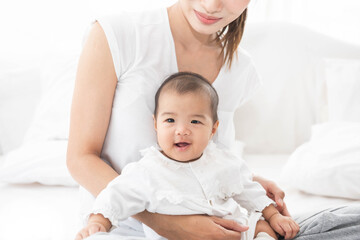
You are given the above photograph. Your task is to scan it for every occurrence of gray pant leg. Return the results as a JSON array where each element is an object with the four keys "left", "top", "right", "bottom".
[{"left": 293, "top": 205, "right": 360, "bottom": 240}]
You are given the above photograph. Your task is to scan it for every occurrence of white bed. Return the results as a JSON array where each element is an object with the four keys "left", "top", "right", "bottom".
[
  {"left": 1, "top": 22, "right": 360, "bottom": 240},
  {"left": 0, "top": 180, "right": 79, "bottom": 240},
  {"left": 1, "top": 154, "right": 359, "bottom": 240}
]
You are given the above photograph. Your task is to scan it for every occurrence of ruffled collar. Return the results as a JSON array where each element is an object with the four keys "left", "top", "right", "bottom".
[{"left": 140, "top": 141, "right": 217, "bottom": 170}]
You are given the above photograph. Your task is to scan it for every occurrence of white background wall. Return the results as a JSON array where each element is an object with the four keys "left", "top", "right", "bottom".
[
  {"left": 248, "top": 0, "right": 360, "bottom": 45},
  {"left": 0, "top": 0, "right": 359, "bottom": 65},
  {"left": 0, "top": 0, "right": 175, "bottom": 65}
]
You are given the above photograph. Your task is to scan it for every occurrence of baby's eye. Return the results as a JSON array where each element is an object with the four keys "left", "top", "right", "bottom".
[
  {"left": 165, "top": 118, "right": 175, "bottom": 123},
  {"left": 191, "top": 120, "right": 201, "bottom": 124}
]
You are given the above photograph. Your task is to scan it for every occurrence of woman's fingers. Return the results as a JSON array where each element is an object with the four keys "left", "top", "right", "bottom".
[
  {"left": 218, "top": 227, "right": 243, "bottom": 240},
  {"left": 268, "top": 184, "right": 291, "bottom": 217},
  {"left": 276, "top": 201, "right": 291, "bottom": 217},
  {"left": 272, "top": 187, "right": 285, "bottom": 206},
  {"left": 210, "top": 223, "right": 243, "bottom": 240},
  {"left": 182, "top": 215, "right": 245, "bottom": 240},
  {"left": 265, "top": 181, "right": 286, "bottom": 207},
  {"left": 211, "top": 216, "right": 249, "bottom": 232},
  {"left": 275, "top": 195, "right": 284, "bottom": 208},
  {"left": 150, "top": 214, "right": 248, "bottom": 240}
]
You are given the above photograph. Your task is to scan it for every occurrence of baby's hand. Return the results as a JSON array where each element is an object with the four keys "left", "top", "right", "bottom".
[
  {"left": 75, "top": 222, "right": 107, "bottom": 240},
  {"left": 269, "top": 213, "right": 300, "bottom": 240}
]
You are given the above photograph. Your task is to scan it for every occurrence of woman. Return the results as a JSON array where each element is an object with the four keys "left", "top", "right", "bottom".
[{"left": 67, "top": 0, "right": 360, "bottom": 239}]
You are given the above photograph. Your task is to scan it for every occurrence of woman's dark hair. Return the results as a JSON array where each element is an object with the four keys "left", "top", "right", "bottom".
[
  {"left": 217, "top": 9, "right": 247, "bottom": 69},
  {"left": 154, "top": 72, "right": 219, "bottom": 123}
]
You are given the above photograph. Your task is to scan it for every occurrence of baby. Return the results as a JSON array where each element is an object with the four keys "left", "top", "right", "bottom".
[{"left": 76, "top": 72, "right": 299, "bottom": 240}]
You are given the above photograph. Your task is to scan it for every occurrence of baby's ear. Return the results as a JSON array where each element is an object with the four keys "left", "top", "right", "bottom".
[
  {"left": 211, "top": 120, "right": 219, "bottom": 136},
  {"left": 153, "top": 115, "right": 157, "bottom": 131}
]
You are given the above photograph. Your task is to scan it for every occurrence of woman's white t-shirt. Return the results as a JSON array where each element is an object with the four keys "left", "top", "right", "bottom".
[{"left": 94, "top": 8, "right": 261, "bottom": 174}]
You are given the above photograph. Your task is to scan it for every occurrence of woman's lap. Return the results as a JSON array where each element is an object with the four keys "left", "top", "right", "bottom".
[{"left": 293, "top": 204, "right": 360, "bottom": 240}]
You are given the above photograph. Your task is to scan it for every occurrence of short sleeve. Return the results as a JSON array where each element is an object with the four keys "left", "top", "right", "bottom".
[
  {"left": 94, "top": 13, "right": 136, "bottom": 80},
  {"left": 91, "top": 163, "right": 153, "bottom": 227},
  {"left": 236, "top": 54, "right": 263, "bottom": 107},
  {"left": 233, "top": 161, "right": 275, "bottom": 212}
]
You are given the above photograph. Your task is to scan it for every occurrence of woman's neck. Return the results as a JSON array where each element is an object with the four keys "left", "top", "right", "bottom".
[{"left": 167, "top": 3, "right": 218, "bottom": 51}]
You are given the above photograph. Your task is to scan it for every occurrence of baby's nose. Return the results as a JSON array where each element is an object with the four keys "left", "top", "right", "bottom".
[{"left": 175, "top": 125, "right": 191, "bottom": 135}]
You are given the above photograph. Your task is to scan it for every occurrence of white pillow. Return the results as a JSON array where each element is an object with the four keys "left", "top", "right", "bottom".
[
  {"left": 280, "top": 122, "right": 360, "bottom": 199},
  {"left": 325, "top": 59, "right": 360, "bottom": 122},
  {"left": 0, "top": 55, "right": 79, "bottom": 186},
  {"left": 0, "top": 61, "right": 42, "bottom": 155},
  {"left": 0, "top": 140, "right": 77, "bottom": 186},
  {"left": 23, "top": 55, "right": 78, "bottom": 142}
]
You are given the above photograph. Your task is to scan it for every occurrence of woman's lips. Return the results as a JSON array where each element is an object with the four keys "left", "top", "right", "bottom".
[{"left": 194, "top": 10, "right": 222, "bottom": 25}]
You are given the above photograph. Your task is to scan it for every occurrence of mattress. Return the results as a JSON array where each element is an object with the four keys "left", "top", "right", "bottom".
[{"left": 0, "top": 154, "right": 359, "bottom": 240}]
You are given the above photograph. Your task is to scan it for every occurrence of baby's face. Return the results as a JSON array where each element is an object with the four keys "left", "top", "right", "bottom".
[{"left": 154, "top": 90, "right": 218, "bottom": 162}]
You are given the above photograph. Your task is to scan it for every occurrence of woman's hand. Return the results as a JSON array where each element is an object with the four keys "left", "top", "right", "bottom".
[
  {"left": 134, "top": 212, "right": 249, "bottom": 240},
  {"left": 253, "top": 175, "right": 291, "bottom": 217}
]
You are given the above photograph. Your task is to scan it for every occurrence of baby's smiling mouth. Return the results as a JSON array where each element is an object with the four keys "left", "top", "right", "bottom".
[{"left": 175, "top": 142, "right": 190, "bottom": 148}]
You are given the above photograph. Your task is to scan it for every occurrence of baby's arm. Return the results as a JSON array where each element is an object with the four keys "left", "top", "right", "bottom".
[
  {"left": 75, "top": 214, "right": 112, "bottom": 240},
  {"left": 262, "top": 204, "right": 299, "bottom": 240},
  {"left": 92, "top": 162, "right": 153, "bottom": 224},
  {"left": 230, "top": 156, "right": 299, "bottom": 239},
  {"left": 74, "top": 163, "right": 152, "bottom": 239}
]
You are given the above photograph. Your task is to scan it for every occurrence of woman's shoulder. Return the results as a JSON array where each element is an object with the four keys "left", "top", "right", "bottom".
[{"left": 92, "top": 8, "right": 170, "bottom": 79}]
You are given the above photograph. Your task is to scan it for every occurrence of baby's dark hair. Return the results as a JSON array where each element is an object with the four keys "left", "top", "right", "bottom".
[{"left": 154, "top": 72, "right": 219, "bottom": 123}]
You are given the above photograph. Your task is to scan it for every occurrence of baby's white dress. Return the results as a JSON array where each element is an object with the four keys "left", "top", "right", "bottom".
[{"left": 90, "top": 142, "right": 274, "bottom": 240}]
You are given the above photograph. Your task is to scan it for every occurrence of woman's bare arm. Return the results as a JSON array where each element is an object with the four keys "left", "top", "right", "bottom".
[
  {"left": 66, "top": 22, "right": 119, "bottom": 196},
  {"left": 134, "top": 212, "right": 248, "bottom": 240}
]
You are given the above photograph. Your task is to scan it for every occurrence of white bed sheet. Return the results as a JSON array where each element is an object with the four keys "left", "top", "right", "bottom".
[
  {"left": 244, "top": 154, "right": 360, "bottom": 217},
  {"left": 0, "top": 182, "right": 79, "bottom": 240},
  {"left": 1, "top": 154, "right": 359, "bottom": 240}
]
